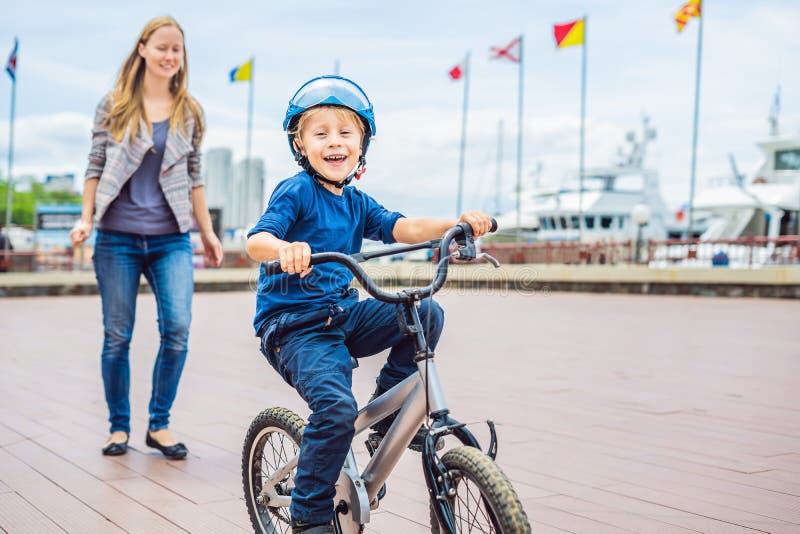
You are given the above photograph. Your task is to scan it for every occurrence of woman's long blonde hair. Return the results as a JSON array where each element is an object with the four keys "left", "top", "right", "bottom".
[{"left": 105, "top": 16, "right": 204, "bottom": 144}]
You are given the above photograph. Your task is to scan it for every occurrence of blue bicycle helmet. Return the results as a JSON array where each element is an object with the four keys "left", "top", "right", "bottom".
[{"left": 283, "top": 75, "right": 376, "bottom": 158}]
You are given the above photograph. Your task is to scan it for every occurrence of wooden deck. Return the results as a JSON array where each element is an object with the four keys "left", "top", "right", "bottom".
[{"left": 1, "top": 289, "right": 798, "bottom": 533}]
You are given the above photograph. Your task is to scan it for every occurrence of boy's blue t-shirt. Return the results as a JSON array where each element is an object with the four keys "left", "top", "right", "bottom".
[{"left": 248, "top": 172, "right": 405, "bottom": 334}]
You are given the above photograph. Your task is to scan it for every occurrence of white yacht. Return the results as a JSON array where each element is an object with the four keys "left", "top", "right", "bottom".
[
  {"left": 693, "top": 94, "right": 799, "bottom": 241},
  {"left": 495, "top": 117, "right": 676, "bottom": 242}
]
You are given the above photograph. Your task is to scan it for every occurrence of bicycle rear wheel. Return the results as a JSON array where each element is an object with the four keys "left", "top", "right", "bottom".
[
  {"left": 242, "top": 407, "right": 305, "bottom": 534},
  {"left": 430, "top": 446, "right": 530, "bottom": 533}
]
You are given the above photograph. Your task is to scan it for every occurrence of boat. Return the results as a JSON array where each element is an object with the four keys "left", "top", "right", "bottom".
[
  {"left": 693, "top": 89, "right": 799, "bottom": 241},
  {"left": 493, "top": 117, "right": 679, "bottom": 243}
]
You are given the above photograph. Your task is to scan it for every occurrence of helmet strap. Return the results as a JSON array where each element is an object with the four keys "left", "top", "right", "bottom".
[
  {"left": 295, "top": 153, "right": 366, "bottom": 189},
  {"left": 354, "top": 156, "right": 367, "bottom": 180}
]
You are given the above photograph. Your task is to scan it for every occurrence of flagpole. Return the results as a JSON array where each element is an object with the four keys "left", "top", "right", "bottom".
[
  {"left": 456, "top": 52, "right": 470, "bottom": 217},
  {"left": 496, "top": 119, "right": 504, "bottom": 216},
  {"left": 578, "top": 15, "right": 587, "bottom": 242},
  {"left": 245, "top": 56, "right": 254, "bottom": 229},
  {"left": 515, "top": 34, "right": 524, "bottom": 241},
  {"left": 686, "top": 7, "right": 703, "bottom": 240},
  {"left": 4, "top": 55, "right": 16, "bottom": 260}
]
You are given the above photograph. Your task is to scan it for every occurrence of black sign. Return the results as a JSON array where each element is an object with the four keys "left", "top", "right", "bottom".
[
  {"left": 36, "top": 212, "right": 81, "bottom": 230},
  {"left": 191, "top": 208, "right": 222, "bottom": 239},
  {"left": 209, "top": 208, "right": 222, "bottom": 239}
]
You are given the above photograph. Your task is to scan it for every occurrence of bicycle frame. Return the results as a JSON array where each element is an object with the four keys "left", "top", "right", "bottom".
[
  {"left": 257, "top": 221, "right": 500, "bottom": 533},
  {"left": 259, "top": 301, "right": 497, "bottom": 533}
]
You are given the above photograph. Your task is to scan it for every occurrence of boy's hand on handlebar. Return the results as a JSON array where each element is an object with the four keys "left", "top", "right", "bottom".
[
  {"left": 278, "top": 242, "right": 313, "bottom": 278},
  {"left": 458, "top": 211, "right": 493, "bottom": 237}
]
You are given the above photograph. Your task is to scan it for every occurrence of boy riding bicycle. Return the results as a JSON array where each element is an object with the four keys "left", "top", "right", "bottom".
[{"left": 245, "top": 75, "right": 492, "bottom": 534}]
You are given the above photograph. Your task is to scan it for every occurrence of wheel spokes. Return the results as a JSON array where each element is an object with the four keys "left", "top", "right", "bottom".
[
  {"left": 255, "top": 429, "right": 298, "bottom": 529},
  {"left": 451, "top": 472, "right": 496, "bottom": 533}
]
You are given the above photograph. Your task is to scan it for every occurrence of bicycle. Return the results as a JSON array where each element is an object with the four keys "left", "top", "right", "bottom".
[{"left": 242, "top": 221, "right": 531, "bottom": 533}]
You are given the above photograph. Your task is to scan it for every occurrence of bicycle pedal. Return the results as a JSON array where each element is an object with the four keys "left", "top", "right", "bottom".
[
  {"left": 364, "top": 434, "right": 388, "bottom": 504},
  {"left": 365, "top": 433, "right": 381, "bottom": 455}
]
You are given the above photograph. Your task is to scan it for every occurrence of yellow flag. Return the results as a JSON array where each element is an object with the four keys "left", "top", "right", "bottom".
[{"left": 229, "top": 60, "right": 252, "bottom": 82}]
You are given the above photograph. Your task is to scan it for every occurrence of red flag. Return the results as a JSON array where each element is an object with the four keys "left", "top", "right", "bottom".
[
  {"left": 448, "top": 63, "right": 463, "bottom": 81},
  {"left": 5, "top": 37, "right": 17, "bottom": 81},
  {"left": 490, "top": 36, "right": 521, "bottom": 63}
]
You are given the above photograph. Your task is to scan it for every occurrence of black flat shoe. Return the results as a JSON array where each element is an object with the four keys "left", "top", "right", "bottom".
[
  {"left": 102, "top": 435, "right": 129, "bottom": 456},
  {"left": 146, "top": 432, "right": 188, "bottom": 460}
]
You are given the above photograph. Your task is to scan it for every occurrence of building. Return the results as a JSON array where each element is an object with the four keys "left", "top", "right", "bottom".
[
  {"left": 204, "top": 148, "right": 266, "bottom": 230},
  {"left": 44, "top": 173, "right": 76, "bottom": 193},
  {"left": 235, "top": 158, "right": 266, "bottom": 229},
  {"left": 11, "top": 174, "right": 37, "bottom": 193},
  {"left": 203, "top": 148, "right": 233, "bottom": 227}
]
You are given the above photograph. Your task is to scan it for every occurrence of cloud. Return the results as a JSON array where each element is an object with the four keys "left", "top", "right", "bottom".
[
  {"left": 0, "top": 113, "right": 92, "bottom": 183},
  {"left": 1, "top": 0, "right": 799, "bottom": 219}
]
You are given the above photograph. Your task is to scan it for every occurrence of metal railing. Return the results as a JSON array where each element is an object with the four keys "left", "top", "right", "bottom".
[
  {"left": 480, "top": 240, "right": 635, "bottom": 266},
  {"left": 0, "top": 248, "right": 258, "bottom": 273},
  {"left": 647, "top": 235, "right": 800, "bottom": 268},
  {"left": 480, "top": 236, "right": 800, "bottom": 268},
  {"left": 2, "top": 237, "right": 799, "bottom": 273}
]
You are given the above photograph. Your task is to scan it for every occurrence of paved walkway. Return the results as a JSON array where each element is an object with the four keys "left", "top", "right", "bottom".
[{"left": 1, "top": 290, "right": 799, "bottom": 533}]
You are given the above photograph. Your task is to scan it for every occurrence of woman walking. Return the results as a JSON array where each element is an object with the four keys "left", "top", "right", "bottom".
[{"left": 70, "top": 16, "right": 222, "bottom": 459}]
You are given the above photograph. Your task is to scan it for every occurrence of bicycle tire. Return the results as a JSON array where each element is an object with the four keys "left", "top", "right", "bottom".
[
  {"left": 242, "top": 407, "right": 306, "bottom": 534},
  {"left": 429, "top": 446, "right": 531, "bottom": 533}
]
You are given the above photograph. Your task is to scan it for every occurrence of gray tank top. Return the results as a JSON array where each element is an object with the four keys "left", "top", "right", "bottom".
[{"left": 99, "top": 119, "right": 181, "bottom": 235}]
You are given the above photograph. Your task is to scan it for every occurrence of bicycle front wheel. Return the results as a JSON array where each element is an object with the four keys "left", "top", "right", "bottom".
[
  {"left": 430, "top": 446, "right": 530, "bottom": 533},
  {"left": 242, "top": 407, "right": 305, "bottom": 534}
]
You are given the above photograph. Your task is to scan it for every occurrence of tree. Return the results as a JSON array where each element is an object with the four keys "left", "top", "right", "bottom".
[{"left": 0, "top": 180, "right": 82, "bottom": 227}]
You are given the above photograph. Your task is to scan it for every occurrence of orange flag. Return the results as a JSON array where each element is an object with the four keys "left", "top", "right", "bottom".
[
  {"left": 675, "top": 0, "right": 701, "bottom": 32},
  {"left": 553, "top": 19, "right": 585, "bottom": 48}
]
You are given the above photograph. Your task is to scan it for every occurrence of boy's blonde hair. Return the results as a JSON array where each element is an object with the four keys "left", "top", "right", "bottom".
[
  {"left": 289, "top": 105, "right": 365, "bottom": 154},
  {"left": 105, "top": 16, "right": 204, "bottom": 144}
]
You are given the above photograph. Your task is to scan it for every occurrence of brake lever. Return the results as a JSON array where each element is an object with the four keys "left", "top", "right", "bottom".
[
  {"left": 454, "top": 222, "right": 477, "bottom": 260},
  {"left": 477, "top": 253, "right": 501, "bottom": 268},
  {"left": 455, "top": 242, "right": 477, "bottom": 261}
]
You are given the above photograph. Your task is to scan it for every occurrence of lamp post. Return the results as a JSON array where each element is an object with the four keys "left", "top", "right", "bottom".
[{"left": 631, "top": 203, "right": 651, "bottom": 265}]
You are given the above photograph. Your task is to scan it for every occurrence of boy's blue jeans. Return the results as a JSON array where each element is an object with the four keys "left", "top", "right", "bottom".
[
  {"left": 93, "top": 229, "right": 194, "bottom": 434},
  {"left": 259, "top": 288, "right": 445, "bottom": 525}
]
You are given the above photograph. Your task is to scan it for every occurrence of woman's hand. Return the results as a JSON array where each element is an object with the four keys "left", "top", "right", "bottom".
[
  {"left": 200, "top": 230, "right": 223, "bottom": 267},
  {"left": 278, "top": 241, "right": 312, "bottom": 278},
  {"left": 69, "top": 219, "right": 93, "bottom": 247}
]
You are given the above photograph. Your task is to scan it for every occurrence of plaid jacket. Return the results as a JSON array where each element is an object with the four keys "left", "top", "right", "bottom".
[{"left": 84, "top": 95, "right": 204, "bottom": 233}]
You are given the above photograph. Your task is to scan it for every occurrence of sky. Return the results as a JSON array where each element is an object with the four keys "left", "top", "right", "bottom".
[{"left": 0, "top": 0, "right": 799, "bottom": 219}]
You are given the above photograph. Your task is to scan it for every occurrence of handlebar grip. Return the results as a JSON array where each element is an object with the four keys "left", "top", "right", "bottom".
[
  {"left": 264, "top": 254, "right": 325, "bottom": 276},
  {"left": 458, "top": 218, "right": 498, "bottom": 237},
  {"left": 264, "top": 260, "right": 283, "bottom": 276}
]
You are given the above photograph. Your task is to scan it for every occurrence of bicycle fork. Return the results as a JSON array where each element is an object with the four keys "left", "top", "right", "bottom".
[
  {"left": 400, "top": 297, "right": 501, "bottom": 533},
  {"left": 423, "top": 414, "right": 499, "bottom": 534}
]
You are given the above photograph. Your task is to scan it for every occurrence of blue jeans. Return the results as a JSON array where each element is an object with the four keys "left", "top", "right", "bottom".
[
  {"left": 93, "top": 229, "right": 194, "bottom": 434},
  {"left": 259, "top": 289, "right": 445, "bottom": 524}
]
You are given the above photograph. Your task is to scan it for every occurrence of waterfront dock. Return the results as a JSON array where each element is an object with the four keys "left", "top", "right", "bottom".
[{"left": 1, "top": 290, "right": 799, "bottom": 532}]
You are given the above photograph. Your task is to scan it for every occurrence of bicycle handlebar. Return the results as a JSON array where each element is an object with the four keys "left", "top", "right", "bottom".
[{"left": 261, "top": 219, "right": 498, "bottom": 304}]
